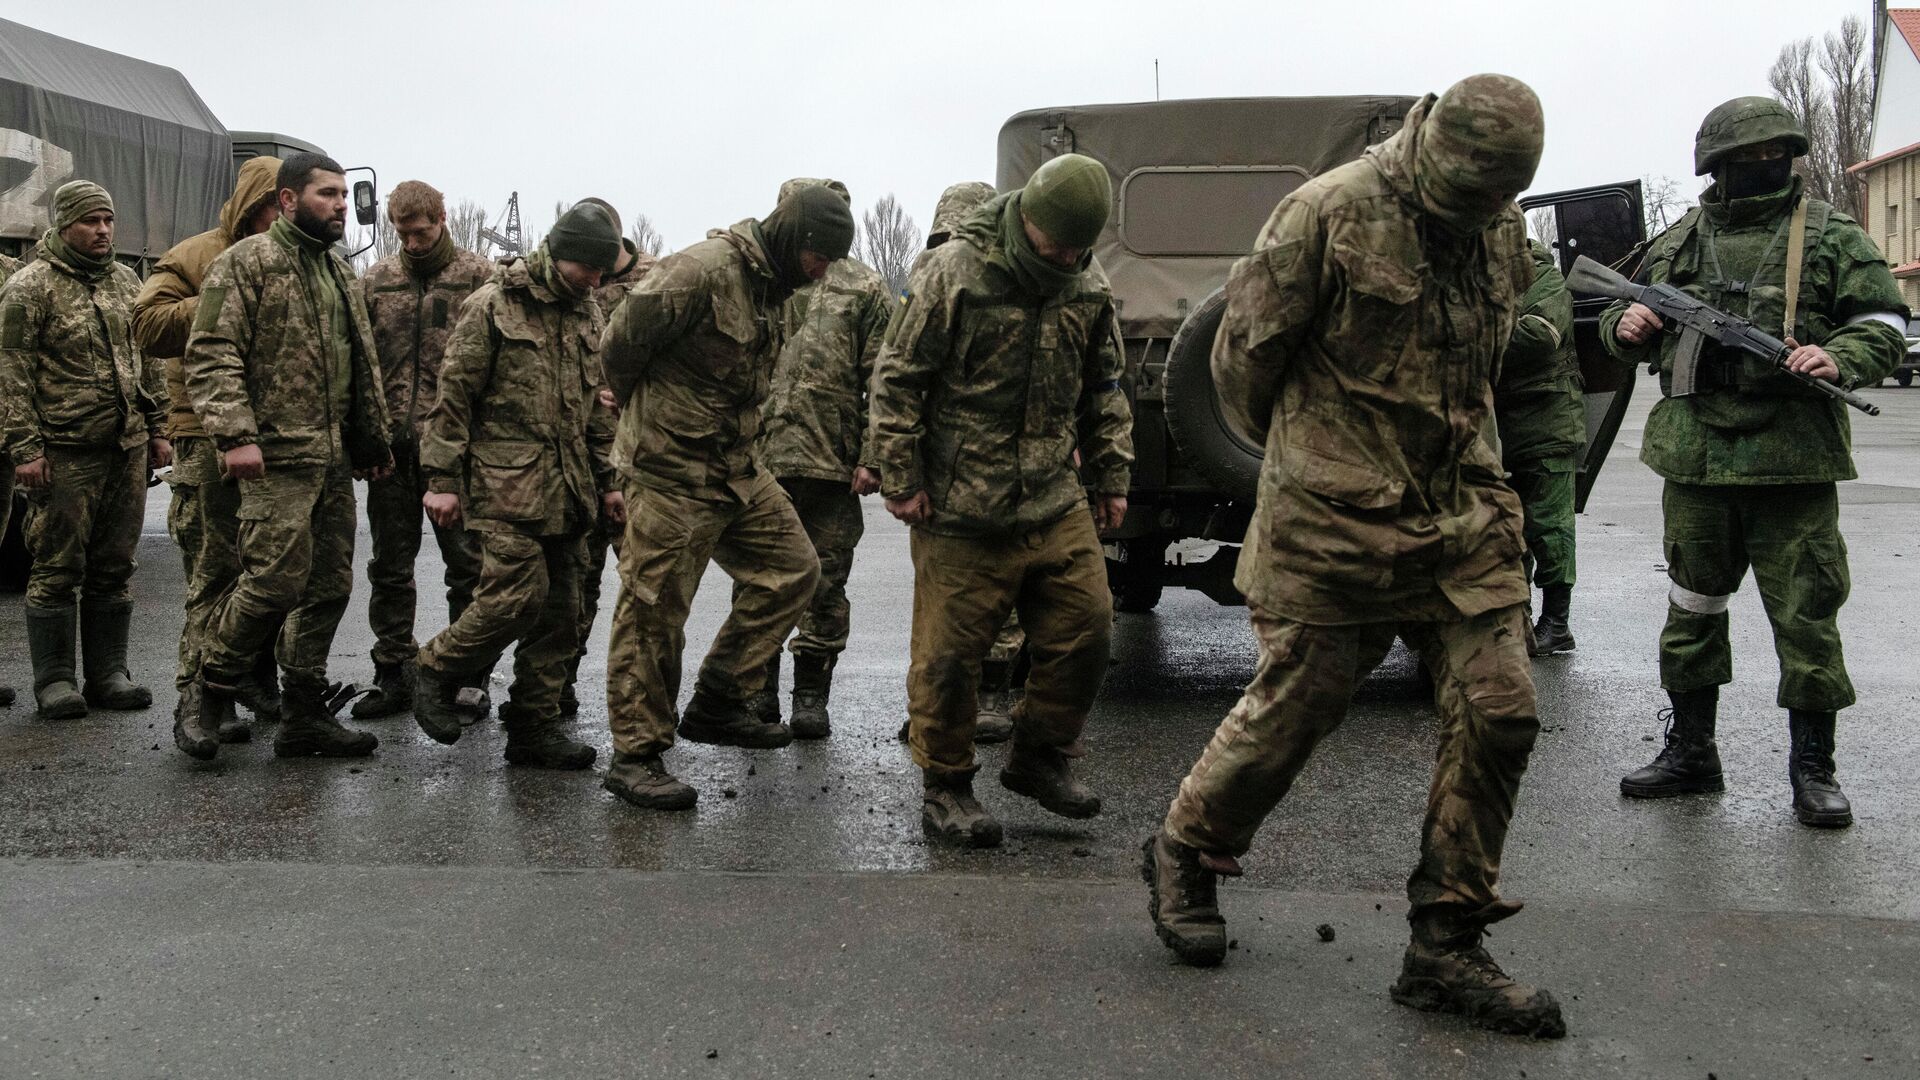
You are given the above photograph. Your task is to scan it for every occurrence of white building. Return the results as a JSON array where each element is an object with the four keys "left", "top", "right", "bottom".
[{"left": 1855, "top": 8, "right": 1920, "bottom": 308}]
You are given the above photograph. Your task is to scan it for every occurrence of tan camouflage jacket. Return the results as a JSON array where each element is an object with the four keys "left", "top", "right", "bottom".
[
  {"left": 761, "top": 255, "right": 893, "bottom": 482},
  {"left": 421, "top": 256, "right": 616, "bottom": 536},
  {"left": 868, "top": 193, "right": 1134, "bottom": 539},
  {"left": 0, "top": 239, "right": 162, "bottom": 460},
  {"left": 1212, "top": 93, "right": 1533, "bottom": 624},
  {"left": 360, "top": 247, "right": 495, "bottom": 443},
  {"left": 593, "top": 239, "right": 659, "bottom": 314},
  {"left": 601, "top": 221, "right": 786, "bottom": 503},
  {"left": 182, "top": 227, "right": 390, "bottom": 469}
]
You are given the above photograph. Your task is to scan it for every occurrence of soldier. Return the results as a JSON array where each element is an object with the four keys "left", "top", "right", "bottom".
[
  {"left": 1609, "top": 98, "right": 1907, "bottom": 828},
  {"left": 869, "top": 153, "right": 1134, "bottom": 849},
  {"left": 598, "top": 186, "right": 852, "bottom": 811},
  {"left": 739, "top": 177, "right": 892, "bottom": 739},
  {"left": 411, "top": 204, "right": 623, "bottom": 767},
  {"left": 1495, "top": 239, "right": 1583, "bottom": 655},
  {"left": 353, "top": 180, "right": 497, "bottom": 722},
  {"left": 0, "top": 249, "right": 19, "bottom": 710},
  {"left": 1, "top": 181, "right": 169, "bottom": 721},
  {"left": 176, "top": 153, "right": 393, "bottom": 760},
  {"left": 1140, "top": 76, "right": 1566, "bottom": 1039},
  {"left": 135, "top": 154, "right": 283, "bottom": 742}
]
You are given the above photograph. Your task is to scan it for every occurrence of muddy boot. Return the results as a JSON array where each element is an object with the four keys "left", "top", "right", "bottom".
[
  {"left": 974, "top": 659, "right": 1015, "bottom": 744},
  {"left": 25, "top": 605, "right": 87, "bottom": 720},
  {"left": 679, "top": 685, "right": 794, "bottom": 748},
  {"left": 171, "top": 679, "right": 229, "bottom": 761},
  {"left": 273, "top": 678, "right": 378, "bottom": 758},
  {"left": 1532, "top": 585, "right": 1575, "bottom": 656},
  {"left": 351, "top": 659, "right": 415, "bottom": 719},
  {"left": 1140, "top": 832, "right": 1236, "bottom": 967},
  {"left": 746, "top": 652, "right": 782, "bottom": 726},
  {"left": 1391, "top": 904, "right": 1566, "bottom": 1039},
  {"left": 413, "top": 664, "right": 467, "bottom": 745},
  {"left": 921, "top": 768, "right": 1002, "bottom": 848},
  {"left": 604, "top": 751, "right": 698, "bottom": 810},
  {"left": 1620, "top": 688, "right": 1724, "bottom": 798},
  {"left": 999, "top": 736, "right": 1101, "bottom": 818},
  {"left": 79, "top": 601, "right": 151, "bottom": 710},
  {"left": 501, "top": 703, "right": 597, "bottom": 770},
  {"left": 1788, "top": 709, "right": 1852, "bottom": 828},
  {"left": 789, "top": 652, "right": 832, "bottom": 740}
]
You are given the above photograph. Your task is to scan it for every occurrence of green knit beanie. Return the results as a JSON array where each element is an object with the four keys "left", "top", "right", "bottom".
[
  {"left": 1020, "top": 154, "right": 1111, "bottom": 249},
  {"left": 548, "top": 202, "right": 620, "bottom": 272}
]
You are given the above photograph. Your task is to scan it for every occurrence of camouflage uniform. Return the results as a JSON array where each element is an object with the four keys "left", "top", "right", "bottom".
[{"left": 0, "top": 252, "right": 12, "bottom": 707}]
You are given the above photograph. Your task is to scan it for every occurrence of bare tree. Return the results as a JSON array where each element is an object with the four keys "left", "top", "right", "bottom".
[
  {"left": 857, "top": 193, "right": 919, "bottom": 296},
  {"left": 447, "top": 198, "right": 489, "bottom": 255},
  {"left": 629, "top": 213, "right": 665, "bottom": 257},
  {"left": 1769, "top": 14, "right": 1872, "bottom": 217},
  {"left": 1526, "top": 206, "right": 1558, "bottom": 251},
  {"left": 1641, "top": 175, "right": 1695, "bottom": 233}
]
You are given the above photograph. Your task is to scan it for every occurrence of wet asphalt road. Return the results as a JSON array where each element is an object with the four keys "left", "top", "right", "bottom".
[{"left": 2, "top": 379, "right": 1917, "bottom": 1078}]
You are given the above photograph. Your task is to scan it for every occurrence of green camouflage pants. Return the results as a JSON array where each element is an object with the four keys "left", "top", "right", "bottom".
[
  {"left": 1660, "top": 480, "right": 1853, "bottom": 710},
  {"left": 0, "top": 450, "right": 13, "bottom": 555},
  {"left": 606, "top": 473, "right": 820, "bottom": 757},
  {"left": 1508, "top": 457, "right": 1576, "bottom": 589},
  {"left": 169, "top": 437, "right": 245, "bottom": 690},
  {"left": 731, "top": 476, "right": 865, "bottom": 676},
  {"left": 365, "top": 439, "right": 483, "bottom": 666},
  {"left": 571, "top": 507, "right": 621, "bottom": 679},
  {"left": 1164, "top": 603, "right": 1539, "bottom": 917},
  {"left": 200, "top": 463, "right": 355, "bottom": 690},
  {"left": 22, "top": 444, "right": 146, "bottom": 609},
  {"left": 906, "top": 511, "right": 1112, "bottom": 776},
  {"left": 419, "top": 529, "right": 584, "bottom": 722}
]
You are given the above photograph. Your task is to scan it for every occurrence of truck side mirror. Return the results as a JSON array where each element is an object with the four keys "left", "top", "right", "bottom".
[{"left": 353, "top": 180, "right": 378, "bottom": 227}]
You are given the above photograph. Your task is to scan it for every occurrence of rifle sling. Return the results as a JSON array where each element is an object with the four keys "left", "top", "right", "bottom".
[{"left": 1783, "top": 196, "right": 1809, "bottom": 341}]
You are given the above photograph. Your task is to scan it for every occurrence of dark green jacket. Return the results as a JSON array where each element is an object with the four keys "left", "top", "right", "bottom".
[{"left": 1495, "top": 239, "right": 1583, "bottom": 467}]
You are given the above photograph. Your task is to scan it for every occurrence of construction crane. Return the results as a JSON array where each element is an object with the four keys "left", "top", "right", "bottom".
[{"left": 478, "top": 191, "right": 523, "bottom": 258}]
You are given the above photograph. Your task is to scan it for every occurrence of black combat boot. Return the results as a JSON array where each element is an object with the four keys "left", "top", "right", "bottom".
[
  {"left": 413, "top": 664, "right": 467, "bottom": 745},
  {"left": 1392, "top": 903, "right": 1566, "bottom": 1039},
  {"left": 603, "top": 751, "right": 698, "bottom": 810},
  {"left": 1532, "top": 585, "right": 1576, "bottom": 656},
  {"left": 501, "top": 703, "right": 597, "bottom": 770},
  {"left": 1140, "top": 832, "right": 1238, "bottom": 967},
  {"left": 351, "top": 659, "right": 415, "bottom": 719},
  {"left": 1620, "top": 688, "right": 1725, "bottom": 797},
  {"left": 680, "top": 685, "right": 794, "bottom": 748},
  {"left": 25, "top": 605, "right": 88, "bottom": 720},
  {"left": 171, "top": 678, "right": 230, "bottom": 761},
  {"left": 79, "top": 600, "right": 152, "bottom": 709},
  {"left": 973, "top": 659, "right": 1014, "bottom": 744},
  {"left": 999, "top": 735, "right": 1101, "bottom": 818},
  {"left": 789, "top": 652, "right": 833, "bottom": 740},
  {"left": 921, "top": 768, "right": 1002, "bottom": 848},
  {"left": 746, "top": 652, "right": 782, "bottom": 726},
  {"left": 274, "top": 678, "right": 378, "bottom": 758},
  {"left": 1788, "top": 709, "right": 1852, "bottom": 828}
]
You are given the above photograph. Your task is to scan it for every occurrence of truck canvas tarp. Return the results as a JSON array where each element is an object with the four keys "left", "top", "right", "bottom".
[{"left": 0, "top": 17, "right": 228, "bottom": 262}]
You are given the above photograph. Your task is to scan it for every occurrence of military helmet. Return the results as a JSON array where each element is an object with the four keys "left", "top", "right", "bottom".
[{"left": 1694, "top": 97, "right": 1809, "bottom": 175}]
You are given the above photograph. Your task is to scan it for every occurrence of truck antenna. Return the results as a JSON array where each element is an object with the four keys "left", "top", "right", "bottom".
[{"left": 1155, "top": 59, "right": 1160, "bottom": 101}]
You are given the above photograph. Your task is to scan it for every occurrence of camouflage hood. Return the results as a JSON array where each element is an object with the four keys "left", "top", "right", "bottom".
[
  {"left": 1364, "top": 95, "right": 1436, "bottom": 209},
  {"left": 715, "top": 218, "right": 781, "bottom": 294},
  {"left": 928, "top": 182, "right": 996, "bottom": 246},
  {"left": 220, "top": 157, "right": 280, "bottom": 246}
]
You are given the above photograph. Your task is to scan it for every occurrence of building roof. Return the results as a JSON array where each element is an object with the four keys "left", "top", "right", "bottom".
[
  {"left": 1894, "top": 259, "right": 1920, "bottom": 279},
  {"left": 1850, "top": 139, "right": 1920, "bottom": 174},
  {"left": 1896, "top": 10, "right": 1920, "bottom": 65}
]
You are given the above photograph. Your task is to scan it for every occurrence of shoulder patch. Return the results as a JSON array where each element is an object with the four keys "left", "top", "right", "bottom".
[
  {"left": 1, "top": 302, "right": 28, "bottom": 350},
  {"left": 194, "top": 286, "right": 227, "bottom": 334}
]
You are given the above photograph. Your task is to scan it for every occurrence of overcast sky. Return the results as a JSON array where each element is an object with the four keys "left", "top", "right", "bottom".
[{"left": 6, "top": 0, "right": 1875, "bottom": 250}]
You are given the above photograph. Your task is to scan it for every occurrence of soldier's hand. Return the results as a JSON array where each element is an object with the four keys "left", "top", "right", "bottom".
[
  {"left": 14, "top": 455, "right": 50, "bottom": 490},
  {"left": 602, "top": 490, "right": 627, "bottom": 527},
  {"left": 851, "top": 466, "right": 881, "bottom": 496},
  {"left": 222, "top": 444, "right": 265, "bottom": 480},
  {"left": 148, "top": 437, "right": 173, "bottom": 470},
  {"left": 357, "top": 462, "right": 394, "bottom": 483},
  {"left": 1093, "top": 494, "right": 1128, "bottom": 533},
  {"left": 1782, "top": 337, "right": 1840, "bottom": 383},
  {"left": 1616, "top": 302, "right": 1663, "bottom": 346},
  {"left": 885, "top": 490, "right": 931, "bottom": 525},
  {"left": 423, "top": 491, "right": 463, "bottom": 528},
  {"left": 598, "top": 387, "right": 621, "bottom": 417}
]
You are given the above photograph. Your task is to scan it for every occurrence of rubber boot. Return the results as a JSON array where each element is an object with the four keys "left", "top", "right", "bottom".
[
  {"left": 25, "top": 605, "right": 88, "bottom": 720},
  {"left": 921, "top": 768, "right": 1002, "bottom": 848},
  {"left": 999, "top": 735, "right": 1101, "bottom": 818},
  {"left": 1620, "top": 688, "right": 1725, "bottom": 797},
  {"left": 1140, "top": 832, "right": 1236, "bottom": 967},
  {"left": 273, "top": 678, "right": 378, "bottom": 758},
  {"left": 1788, "top": 709, "right": 1852, "bottom": 828},
  {"left": 603, "top": 751, "right": 698, "bottom": 810},
  {"left": 171, "top": 679, "right": 227, "bottom": 761},
  {"left": 351, "top": 659, "right": 415, "bottom": 719},
  {"left": 746, "top": 652, "right": 781, "bottom": 725},
  {"left": 78, "top": 601, "right": 151, "bottom": 710},
  {"left": 501, "top": 702, "right": 597, "bottom": 770},
  {"left": 679, "top": 685, "right": 793, "bottom": 748},
  {"left": 1391, "top": 903, "right": 1567, "bottom": 1039},
  {"left": 973, "top": 659, "right": 1014, "bottom": 744},
  {"left": 413, "top": 664, "right": 467, "bottom": 745},
  {"left": 1532, "top": 585, "right": 1575, "bottom": 655},
  {"left": 789, "top": 652, "right": 832, "bottom": 740}
]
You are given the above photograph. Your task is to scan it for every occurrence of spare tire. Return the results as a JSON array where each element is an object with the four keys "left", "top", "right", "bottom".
[{"left": 1163, "top": 286, "right": 1263, "bottom": 503}]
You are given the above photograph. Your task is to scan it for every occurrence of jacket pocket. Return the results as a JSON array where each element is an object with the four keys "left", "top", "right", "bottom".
[
  {"left": 1285, "top": 443, "right": 1405, "bottom": 510},
  {"left": 1271, "top": 443, "right": 1404, "bottom": 589},
  {"left": 1327, "top": 243, "right": 1422, "bottom": 381},
  {"left": 467, "top": 440, "right": 545, "bottom": 522}
]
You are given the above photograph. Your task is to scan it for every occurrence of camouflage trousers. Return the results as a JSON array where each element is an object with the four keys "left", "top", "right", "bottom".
[
  {"left": 199, "top": 463, "right": 355, "bottom": 690},
  {"left": 419, "top": 528, "right": 584, "bottom": 722},
  {"left": 22, "top": 444, "right": 146, "bottom": 609},
  {"left": 1509, "top": 457, "right": 1576, "bottom": 589},
  {"left": 906, "top": 511, "right": 1112, "bottom": 776},
  {"left": 571, "top": 507, "right": 621, "bottom": 681},
  {"left": 606, "top": 473, "right": 820, "bottom": 757},
  {"left": 168, "top": 437, "right": 257, "bottom": 691},
  {"left": 0, "top": 450, "right": 12, "bottom": 552},
  {"left": 365, "top": 439, "right": 483, "bottom": 667},
  {"left": 1661, "top": 480, "right": 1852, "bottom": 710},
  {"left": 1164, "top": 603, "right": 1540, "bottom": 917},
  {"left": 731, "top": 476, "right": 865, "bottom": 681}
]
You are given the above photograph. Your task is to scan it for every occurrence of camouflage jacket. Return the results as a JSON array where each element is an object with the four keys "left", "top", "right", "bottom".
[
  {"left": 1212, "top": 94, "right": 1533, "bottom": 624},
  {"left": 761, "top": 255, "right": 893, "bottom": 482},
  {"left": 593, "top": 239, "right": 659, "bottom": 314},
  {"left": 1494, "top": 239, "right": 1583, "bottom": 467},
  {"left": 601, "top": 221, "right": 786, "bottom": 503},
  {"left": 420, "top": 256, "right": 616, "bottom": 536},
  {"left": 868, "top": 193, "right": 1134, "bottom": 539},
  {"left": 183, "top": 225, "right": 390, "bottom": 469},
  {"left": 360, "top": 246, "right": 495, "bottom": 443},
  {"left": 1600, "top": 179, "right": 1907, "bottom": 485},
  {"left": 0, "top": 238, "right": 162, "bottom": 460}
]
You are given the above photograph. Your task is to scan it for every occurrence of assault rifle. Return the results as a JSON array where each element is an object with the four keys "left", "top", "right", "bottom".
[{"left": 1565, "top": 255, "right": 1880, "bottom": 417}]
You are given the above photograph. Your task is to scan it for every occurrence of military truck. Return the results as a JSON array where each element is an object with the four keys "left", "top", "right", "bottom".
[{"left": 996, "top": 97, "right": 1646, "bottom": 610}]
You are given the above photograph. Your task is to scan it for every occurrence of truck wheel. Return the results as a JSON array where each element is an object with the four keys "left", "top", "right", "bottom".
[
  {"left": 1163, "top": 286, "right": 1263, "bottom": 504},
  {"left": 1108, "top": 536, "right": 1167, "bottom": 613},
  {"left": 1899, "top": 370, "right": 1913, "bottom": 387}
]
